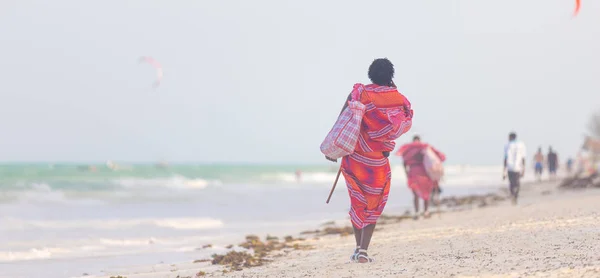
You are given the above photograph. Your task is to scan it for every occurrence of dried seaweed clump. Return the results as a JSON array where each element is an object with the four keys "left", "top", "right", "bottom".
[
  {"left": 211, "top": 251, "right": 262, "bottom": 271},
  {"left": 560, "top": 173, "right": 600, "bottom": 189},
  {"left": 380, "top": 211, "right": 414, "bottom": 223},
  {"left": 212, "top": 234, "right": 313, "bottom": 272},
  {"left": 321, "top": 226, "right": 354, "bottom": 237},
  {"left": 440, "top": 193, "right": 506, "bottom": 208}
]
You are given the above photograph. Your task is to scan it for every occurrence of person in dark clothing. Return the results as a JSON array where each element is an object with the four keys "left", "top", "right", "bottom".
[{"left": 547, "top": 147, "right": 559, "bottom": 180}]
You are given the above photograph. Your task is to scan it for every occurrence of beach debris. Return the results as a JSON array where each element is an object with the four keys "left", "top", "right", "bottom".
[
  {"left": 193, "top": 259, "right": 211, "bottom": 263},
  {"left": 559, "top": 172, "right": 600, "bottom": 189},
  {"left": 300, "top": 229, "right": 320, "bottom": 235},
  {"left": 321, "top": 220, "right": 336, "bottom": 226},
  {"left": 265, "top": 235, "right": 278, "bottom": 241},
  {"left": 211, "top": 251, "right": 264, "bottom": 271},
  {"left": 381, "top": 211, "right": 414, "bottom": 223},
  {"left": 109, "top": 276, "right": 127, "bottom": 278},
  {"left": 201, "top": 244, "right": 212, "bottom": 249},
  {"left": 301, "top": 226, "right": 354, "bottom": 237},
  {"left": 210, "top": 234, "right": 313, "bottom": 272},
  {"left": 225, "top": 244, "right": 234, "bottom": 249},
  {"left": 196, "top": 271, "right": 207, "bottom": 277},
  {"left": 438, "top": 193, "right": 506, "bottom": 208},
  {"left": 321, "top": 226, "right": 354, "bottom": 237}
]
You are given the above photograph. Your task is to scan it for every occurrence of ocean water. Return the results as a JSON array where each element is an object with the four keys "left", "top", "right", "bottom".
[{"left": 0, "top": 162, "right": 520, "bottom": 277}]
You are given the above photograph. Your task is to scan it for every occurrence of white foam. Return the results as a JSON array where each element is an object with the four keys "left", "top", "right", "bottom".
[
  {"left": 259, "top": 171, "right": 340, "bottom": 184},
  {"left": 0, "top": 234, "right": 222, "bottom": 262},
  {"left": 0, "top": 217, "right": 224, "bottom": 231},
  {"left": 258, "top": 165, "right": 536, "bottom": 188},
  {"left": 0, "top": 247, "right": 62, "bottom": 262},
  {"left": 14, "top": 183, "right": 70, "bottom": 204},
  {"left": 114, "top": 175, "right": 221, "bottom": 190}
]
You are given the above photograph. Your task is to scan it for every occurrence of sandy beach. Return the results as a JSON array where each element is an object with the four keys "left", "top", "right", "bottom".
[{"left": 95, "top": 180, "right": 600, "bottom": 278}]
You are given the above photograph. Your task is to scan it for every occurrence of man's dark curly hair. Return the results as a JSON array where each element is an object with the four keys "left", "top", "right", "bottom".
[{"left": 368, "top": 58, "right": 395, "bottom": 86}]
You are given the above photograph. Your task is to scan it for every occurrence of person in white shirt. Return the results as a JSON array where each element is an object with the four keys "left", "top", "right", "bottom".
[{"left": 503, "top": 132, "right": 526, "bottom": 204}]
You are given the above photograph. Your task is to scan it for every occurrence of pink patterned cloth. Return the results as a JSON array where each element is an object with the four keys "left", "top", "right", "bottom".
[
  {"left": 320, "top": 85, "right": 366, "bottom": 160},
  {"left": 396, "top": 142, "right": 446, "bottom": 201}
]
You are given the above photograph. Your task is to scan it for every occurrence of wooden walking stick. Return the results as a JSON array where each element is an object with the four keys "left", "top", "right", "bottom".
[{"left": 326, "top": 166, "right": 342, "bottom": 204}]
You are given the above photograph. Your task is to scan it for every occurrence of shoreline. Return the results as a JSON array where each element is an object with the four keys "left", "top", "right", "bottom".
[
  {"left": 90, "top": 184, "right": 514, "bottom": 278},
  {"left": 92, "top": 177, "right": 600, "bottom": 278}
]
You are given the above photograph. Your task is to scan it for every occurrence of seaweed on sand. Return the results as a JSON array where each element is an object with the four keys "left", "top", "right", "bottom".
[
  {"left": 439, "top": 193, "right": 506, "bottom": 208},
  {"left": 212, "top": 234, "right": 313, "bottom": 272},
  {"left": 300, "top": 229, "right": 320, "bottom": 235},
  {"left": 560, "top": 173, "right": 600, "bottom": 189},
  {"left": 211, "top": 251, "right": 262, "bottom": 271},
  {"left": 320, "top": 226, "right": 354, "bottom": 237}
]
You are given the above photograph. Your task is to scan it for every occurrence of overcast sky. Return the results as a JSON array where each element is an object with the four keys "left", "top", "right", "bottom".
[{"left": 1, "top": 0, "right": 599, "bottom": 164}]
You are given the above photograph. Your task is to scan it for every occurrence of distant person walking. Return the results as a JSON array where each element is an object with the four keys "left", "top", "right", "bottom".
[
  {"left": 397, "top": 135, "right": 446, "bottom": 219},
  {"left": 295, "top": 169, "right": 302, "bottom": 182},
  {"left": 504, "top": 132, "right": 526, "bottom": 204},
  {"left": 547, "top": 147, "right": 559, "bottom": 180},
  {"left": 326, "top": 58, "right": 413, "bottom": 263},
  {"left": 533, "top": 147, "right": 544, "bottom": 181},
  {"left": 566, "top": 157, "right": 574, "bottom": 175}
]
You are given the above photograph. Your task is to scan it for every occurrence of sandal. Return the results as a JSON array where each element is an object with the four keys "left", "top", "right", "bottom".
[
  {"left": 356, "top": 249, "right": 374, "bottom": 263},
  {"left": 350, "top": 248, "right": 359, "bottom": 262},
  {"left": 423, "top": 211, "right": 431, "bottom": 219}
]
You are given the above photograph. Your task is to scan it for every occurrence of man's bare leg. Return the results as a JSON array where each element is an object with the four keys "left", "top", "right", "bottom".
[
  {"left": 357, "top": 224, "right": 376, "bottom": 263},
  {"left": 412, "top": 191, "right": 419, "bottom": 219},
  {"left": 423, "top": 199, "right": 430, "bottom": 218},
  {"left": 348, "top": 226, "right": 362, "bottom": 261}
]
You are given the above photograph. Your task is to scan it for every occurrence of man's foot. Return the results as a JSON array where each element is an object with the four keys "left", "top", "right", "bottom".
[
  {"left": 356, "top": 249, "right": 374, "bottom": 263},
  {"left": 350, "top": 248, "right": 359, "bottom": 262},
  {"left": 423, "top": 211, "right": 431, "bottom": 219},
  {"left": 412, "top": 213, "right": 419, "bottom": 220},
  {"left": 511, "top": 196, "right": 518, "bottom": 205}
]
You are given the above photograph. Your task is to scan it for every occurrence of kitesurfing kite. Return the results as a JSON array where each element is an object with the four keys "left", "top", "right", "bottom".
[
  {"left": 138, "top": 56, "right": 163, "bottom": 88},
  {"left": 574, "top": 0, "right": 581, "bottom": 17}
]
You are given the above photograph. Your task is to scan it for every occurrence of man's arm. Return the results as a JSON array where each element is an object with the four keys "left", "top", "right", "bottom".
[
  {"left": 503, "top": 157, "right": 507, "bottom": 180},
  {"left": 503, "top": 144, "right": 508, "bottom": 179}
]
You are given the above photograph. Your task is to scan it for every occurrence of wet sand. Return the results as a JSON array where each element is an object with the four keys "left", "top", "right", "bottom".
[{"left": 97, "top": 180, "right": 600, "bottom": 278}]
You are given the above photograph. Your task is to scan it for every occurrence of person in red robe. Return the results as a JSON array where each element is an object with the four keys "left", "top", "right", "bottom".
[
  {"left": 326, "top": 58, "right": 413, "bottom": 263},
  {"left": 396, "top": 135, "right": 445, "bottom": 219}
]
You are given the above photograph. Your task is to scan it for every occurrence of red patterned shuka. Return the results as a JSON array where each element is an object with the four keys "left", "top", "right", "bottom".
[
  {"left": 396, "top": 142, "right": 446, "bottom": 201},
  {"left": 342, "top": 84, "right": 413, "bottom": 229}
]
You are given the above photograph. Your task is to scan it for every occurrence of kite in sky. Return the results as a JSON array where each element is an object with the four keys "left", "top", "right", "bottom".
[{"left": 138, "top": 56, "right": 163, "bottom": 88}]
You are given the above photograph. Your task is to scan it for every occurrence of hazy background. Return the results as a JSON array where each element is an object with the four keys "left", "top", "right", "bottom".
[{"left": 1, "top": 0, "right": 598, "bottom": 164}]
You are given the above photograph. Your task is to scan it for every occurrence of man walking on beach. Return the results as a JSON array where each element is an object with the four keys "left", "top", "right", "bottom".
[
  {"left": 547, "top": 147, "right": 559, "bottom": 180},
  {"left": 534, "top": 147, "right": 544, "bottom": 182},
  {"left": 504, "top": 132, "right": 526, "bottom": 204}
]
